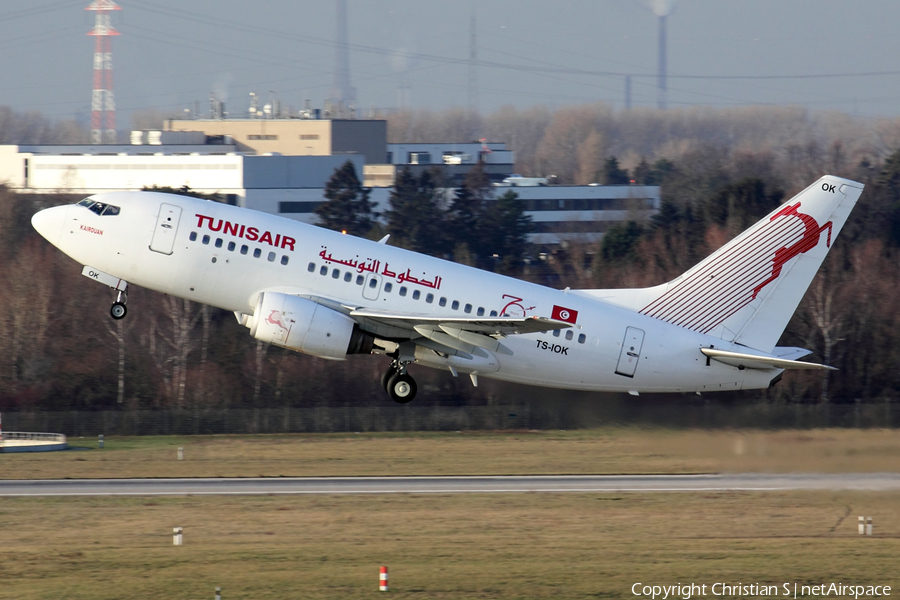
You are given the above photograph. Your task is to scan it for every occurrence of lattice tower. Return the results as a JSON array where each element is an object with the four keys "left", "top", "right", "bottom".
[{"left": 86, "top": 0, "right": 121, "bottom": 144}]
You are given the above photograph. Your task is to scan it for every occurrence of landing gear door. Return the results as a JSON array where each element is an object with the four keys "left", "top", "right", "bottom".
[
  {"left": 150, "top": 203, "right": 182, "bottom": 255},
  {"left": 615, "top": 327, "right": 645, "bottom": 378}
]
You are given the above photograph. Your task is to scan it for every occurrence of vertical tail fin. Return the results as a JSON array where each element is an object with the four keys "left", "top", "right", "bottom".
[{"left": 577, "top": 176, "right": 864, "bottom": 352}]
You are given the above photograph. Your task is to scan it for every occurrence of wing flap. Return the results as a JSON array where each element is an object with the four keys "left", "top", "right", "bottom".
[
  {"left": 349, "top": 308, "right": 571, "bottom": 336},
  {"left": 414, "top": 325, "right": 489, "bottom": 357},
  {"left": 701, "top": 348, "right": 836, "bottom": 371}
]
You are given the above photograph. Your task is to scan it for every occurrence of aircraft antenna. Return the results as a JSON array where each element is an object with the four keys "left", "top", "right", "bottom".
[{"left": 86, "top": 0, "right": 121, "bottom": 144}]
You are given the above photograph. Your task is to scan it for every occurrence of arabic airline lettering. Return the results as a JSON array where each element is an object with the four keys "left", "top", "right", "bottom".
[{"left": 30, "top": 176, "right": 864, "bottom": 403}]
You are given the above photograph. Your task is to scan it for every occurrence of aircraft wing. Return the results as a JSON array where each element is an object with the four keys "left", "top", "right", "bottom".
[{"left": 349, "top": 308, "right": 572, "bottom": 357}]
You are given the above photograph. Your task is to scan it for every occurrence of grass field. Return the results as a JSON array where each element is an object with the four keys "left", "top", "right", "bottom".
[
  {"left": 2, "top": 429, "right": 898, "bottom": 599},
  {"left": 4, "top": 428, "right": 900, "bottom": 480},
  {"left": 0, "top": 492, "right": 897, "bottom": 599}
]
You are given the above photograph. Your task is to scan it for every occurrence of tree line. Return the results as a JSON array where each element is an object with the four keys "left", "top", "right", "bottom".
[
  {"left": 314, "top": 160, "right": 533, "bottom": 273},
  {"left": 3, "top": 103, "right": 900, "bottom": 410}
]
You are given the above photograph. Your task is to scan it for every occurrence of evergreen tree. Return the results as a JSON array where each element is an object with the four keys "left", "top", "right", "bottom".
[
  {"left": 601, "top": 156, "right": 630, "bottom": 185},
  {"left": 633, "top": 158, "right": 675, "bottom": 186},
  {"left": 480, "top": 190, "right": 534, "bottom": 272},
  {"left": 874, "top": 148, "right": 900, "bottom": 246},
  {"left": 704, "top": 178, "right": 783, "bottom": 232},
  {"left": 447, "top": 163, "right": 493, "bottom": 261},
  {"left": 314, "top": 161, "right": 374, "bottom": 237},
  {"left": 601, "top": 221, "right": 643, "bottom": 262},
  {"left": 384, "top": 168, "right": 446, "bottom": 256}
]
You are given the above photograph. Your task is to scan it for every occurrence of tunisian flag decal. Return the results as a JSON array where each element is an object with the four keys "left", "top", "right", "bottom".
[{"left": 551, "top": 305, "right": 578, "bottom": 323}]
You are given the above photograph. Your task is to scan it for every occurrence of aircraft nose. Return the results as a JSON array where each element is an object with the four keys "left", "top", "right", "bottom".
[{"left": 31, "top": 205, "right": 68, "bottom": 245}]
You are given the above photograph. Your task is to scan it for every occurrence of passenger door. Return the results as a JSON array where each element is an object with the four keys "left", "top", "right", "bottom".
[
  {"left": 615, "top": 327, "right": 645, "bottom": 378},
  {"left": 149, "top": 203, "right": 182, "bottom": 255}
]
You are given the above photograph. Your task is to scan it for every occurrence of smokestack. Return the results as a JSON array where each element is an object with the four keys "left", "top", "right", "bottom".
[
  {"left": 467, "top": 13, "right": 478, "bottom": 116},
  {"left": 648, "top": 0, "right": 676, "bottom": 110},
  {"left": 330, "top": 0, "right": 356, "bottom": 113},
  {"left": 657, "top": 14, "right": 667, "bottom": 110},
  {"left": 625, "top": 75, "right": 632, "bottom": 110}
]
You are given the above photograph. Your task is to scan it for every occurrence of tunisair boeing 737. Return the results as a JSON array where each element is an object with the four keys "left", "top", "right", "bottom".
[{"left": 31, "top": 175, "right": 863, "bottom": 403}]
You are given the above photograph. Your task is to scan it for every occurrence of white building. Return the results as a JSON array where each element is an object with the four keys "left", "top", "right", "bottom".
[
  {"left": 0, "top": 143, "right": 366, "bottom": 212},
  {"left": 0, "top": 140, "right": 658, "bottom": 245}
]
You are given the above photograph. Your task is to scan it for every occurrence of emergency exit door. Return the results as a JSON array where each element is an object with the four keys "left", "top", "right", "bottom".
[
  {"left": 150, "top": 203, "right": 182, "bottom": 255},
  {"left": 615, "top": 327, "right": 645, "bottom": 378}
]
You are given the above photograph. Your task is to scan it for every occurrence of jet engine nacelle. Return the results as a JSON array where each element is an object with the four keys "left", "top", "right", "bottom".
[{"left": 246, "top": 292, "right": 373, "bottom": 360}]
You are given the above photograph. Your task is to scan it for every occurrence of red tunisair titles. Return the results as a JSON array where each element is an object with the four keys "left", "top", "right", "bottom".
[{"left": 195, "top": 214, "right": 296, "bottom": 251}]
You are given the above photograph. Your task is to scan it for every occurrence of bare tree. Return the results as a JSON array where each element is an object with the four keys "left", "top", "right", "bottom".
[
  {"left": 103, "top": 318, "right": 129, "bottom": 404},
  {"left": 252, "top": 340, "right": 269, "bottom": 404},
  {"left": 806, "top": 276, "right": 845, "bottom": 403},
  {"left": 148, "top": 297, "right": 202, "bottom": 406}
]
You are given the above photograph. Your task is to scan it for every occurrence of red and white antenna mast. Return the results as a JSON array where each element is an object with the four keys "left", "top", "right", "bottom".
[{"left": 86, "top": 0, "right": 121, "bottom": 144}]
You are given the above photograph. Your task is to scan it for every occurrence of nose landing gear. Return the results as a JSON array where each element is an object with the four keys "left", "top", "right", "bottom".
[
  {"left": 382, "top": 360, "right": 417, "bottom": 403},
  {"left": 110, "top": 289, "right": 128, "bottom": 320}
]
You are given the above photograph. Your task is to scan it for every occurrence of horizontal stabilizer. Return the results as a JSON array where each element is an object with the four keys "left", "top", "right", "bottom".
[{"left": 701, "top": 348, "right": 836, "bottom": 371}]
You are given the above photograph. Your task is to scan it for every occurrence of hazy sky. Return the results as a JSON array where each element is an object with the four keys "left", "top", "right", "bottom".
[{"left": 3, "top": 0, "right": 900, "bottom": 129}]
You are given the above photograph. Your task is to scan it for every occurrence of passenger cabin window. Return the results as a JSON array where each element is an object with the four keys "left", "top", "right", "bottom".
[
  {"left": 451, "top": 300, "right": 459, "bottom": 310},
  {"left": 356, "top": 275, "right": 364, "bottom": 285},
  {"left": 227, "top": 241, "right": 236, "bottom": 251},
  {"left": 189, "top": 232, "right": 197, "bottom": 242},
  {"left": 412, "top": 290, "right": 421, "bottom": 300},
  {"left": 425, "top": 293, "right": 434, "bottom": 303},
  {"left": 240, "top": 245, "right": 249, "bottom": 255},
  {"left": 578, "top": 333, "right": 586, "bottom": 344},
  {"left": 281, "top": 255, "right": 289, "bottom": 266},
  {"left": 553, "top": 330, "right": 561, "bottom": 337},
  {"left": 215, "top": 238, "right": 223, "bottom": 248},
  {"left": 307, "top": 262, "right": 316, "bottom": 272},
  {"left": 399, "top": 287, "right": 407, "bottom": 297},
  {"left": 384, "top": 283, "right": 393, "bottom": 293},
  {"left": 253, "top": 248, "right": 262, "bottom": 258},
  {"left": 565, "top": 330, "right": 573, "bottom": 341},
  {"left": 332, "top": 268, "right": 340, "bottom": 278},
  {"left": 464, "top": 304, "right": 472, "bottom": 314},
  {"left": 439, "top": 297, "right": 447, "bottom": 307},
  {"left": 343, "top": 272, "right": 352, "bottom": 282},
  {"left": 202, "top": 235, "right": 210, "bottom": 245},
  {"left": 268, "top": 252, "right": 277, "bottom": 262},
  {"left": 320, "top": 266, "right": 328, "bottom": 276},
  {"left": 477, "top": 307, "right": 485, "bottom": 316}
]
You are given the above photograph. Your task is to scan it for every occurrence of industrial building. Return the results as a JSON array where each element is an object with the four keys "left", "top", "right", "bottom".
[
  {"left": 0, "top": 140, "right": 366, "bottom": 213},
  {"left": 0, "top": 122, "right": 658, "bottom": 245},
  {"left": 386, "top": 142, "right": 515, "bottom": 184}
]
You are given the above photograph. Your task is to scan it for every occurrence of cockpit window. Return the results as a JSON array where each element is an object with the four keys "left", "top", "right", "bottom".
[{"left": 78, "top": 198, "right": 121, "bottom": 216}]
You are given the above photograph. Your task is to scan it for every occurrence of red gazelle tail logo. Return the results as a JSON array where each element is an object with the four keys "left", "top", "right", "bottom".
[{"left": 751, "top": 203, "right": 833, "bottom": 299}]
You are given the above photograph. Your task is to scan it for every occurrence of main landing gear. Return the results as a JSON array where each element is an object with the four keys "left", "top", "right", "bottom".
[
  {"left": 110, "top": 289, "right": 128, "bottom": 320},
  {"left": 382, "top": 360, "right": 417, "bottom": 403}
]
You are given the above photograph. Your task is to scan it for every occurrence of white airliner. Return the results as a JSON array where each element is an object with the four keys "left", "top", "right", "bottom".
[{"left": 31, "top": 175, "right": 862, "bottom": 403}]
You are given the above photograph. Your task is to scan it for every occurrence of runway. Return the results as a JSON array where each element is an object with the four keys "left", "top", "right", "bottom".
[{"left": 1, "top": 473, "right": 898, "bottom": 496}]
